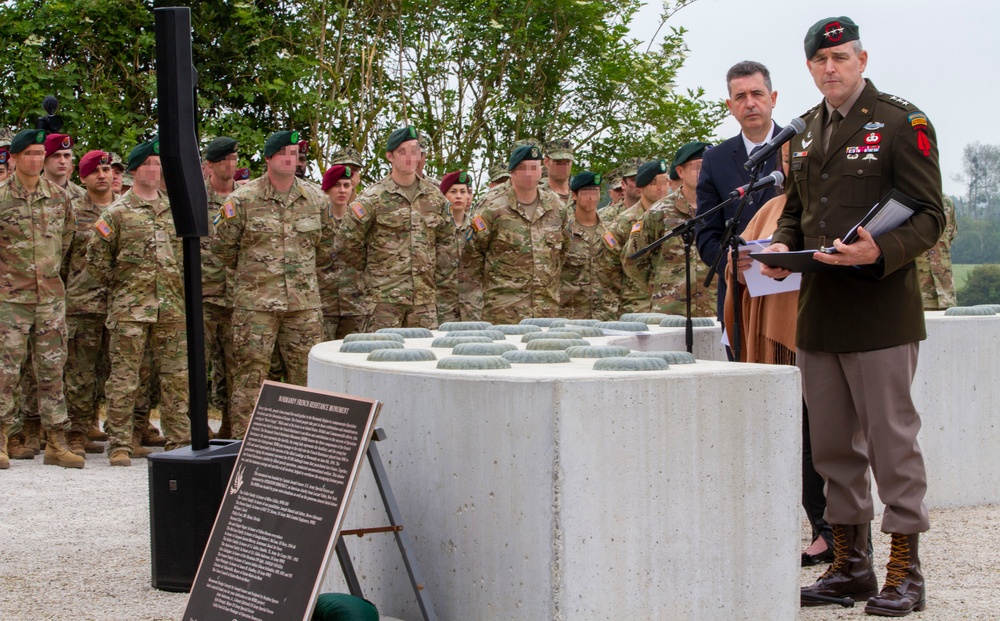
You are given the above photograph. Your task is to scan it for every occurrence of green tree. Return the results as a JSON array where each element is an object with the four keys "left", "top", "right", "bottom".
[{"left": 957, "top": 264, "right": 1000, "bottom": 306}]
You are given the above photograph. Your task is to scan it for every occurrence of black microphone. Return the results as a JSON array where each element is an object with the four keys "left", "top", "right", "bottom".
[
  {"left": 728, "top": 170, "right": 785, "bottom": 198},
  {"left": 743, "top": 117, "right": 807, "bottom": 170}
]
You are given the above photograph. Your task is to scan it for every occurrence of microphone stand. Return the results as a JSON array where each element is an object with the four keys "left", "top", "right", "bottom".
[
  {"left": 628, "top": 197, "right": 738, "bottom": 354},
  {"left": 703, "top": 166, "right": 763, "bottom": 363}
]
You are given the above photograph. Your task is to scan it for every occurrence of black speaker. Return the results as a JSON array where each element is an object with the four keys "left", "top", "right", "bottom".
[
  {"left": 148, "top": 441, "right": 241, "bottom": 592},
  {"left": 154, "top": 7, "right": 208, "bottom": 238}
]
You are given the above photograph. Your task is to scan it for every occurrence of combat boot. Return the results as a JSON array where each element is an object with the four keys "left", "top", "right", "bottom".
[
  {"left": 1, "top": 425, "right": 9, "bottom": 469},
  {"left": 83, "top": 436, "right": 105, "bottom": 454},
  {"left": 801, "top": 523, "right": 879, "bottom": 606},
  {"left": 864, "top": 533, "right": 926, "bottom": 617},
  {"left": 141, "top": 426, "right": 167, "bottom": 447},
  {"left": 67, "top": 430, "right": 87, "bottom": 457},
  {"left": 131, "top": 430, "right": 152, "bottom": 458},
  {"left": 22, "top": 418, "right": 42, "bottom": 455},
  {"left": 87, "top": 419, "right": 108, "bottom": 441},
  {"left": 109, "top": 448, "right": 131, "bottom": 467},
  {"left": 42, "top": 429, "right": 86, "bottom": 469},
  {"left": 7, "top": 432, "right": 36, "bottom": 460}
]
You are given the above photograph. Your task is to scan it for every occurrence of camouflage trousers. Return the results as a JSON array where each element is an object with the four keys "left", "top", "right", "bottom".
[
  {"left": 204, "top": 301, "right": 234, "bottom": 425},
  {"left": 64, "top": 313, "right": 108, "bottom": 434},
  {"left": 0, "top": 300, "right": 69, "bottom": 431},
  {"left": 105, "top": 320, "right": 191, "bottom": 453},
  {"left": 230, "top": 308, "right": 323, "bottom": 439},
  {"left": 322, "top": 314, "right": 363, "bottom": 341},
  {"left": 363, "top": 303, "right": 438, "bottom": 333}
]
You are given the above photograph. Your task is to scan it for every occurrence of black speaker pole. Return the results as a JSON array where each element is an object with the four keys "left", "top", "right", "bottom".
[{"left": 154, "top": 7, "right": 210, "bottom": 450}]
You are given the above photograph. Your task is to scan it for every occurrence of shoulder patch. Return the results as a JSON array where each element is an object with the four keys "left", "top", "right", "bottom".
[
  {"left": 222, "top": 201, "right": 236, "bottom": 219},
  {"left": 630, "top": 219, "right": 643, "bottom": 235},
  {"left": 212, "top": 211, "right": 222, "bottom": 226},
  {"left": 602, "top": 231, "right": 619, "bottom": 250},
  {"left": 909, "top": 111, "right": 933, "bottom": 157},
  {"left": 471, "top": 214, "right": 487, "bottom": 233},
  {"left": 95, "top": 218, "right": 113, "bottom": 239},
  {"left": 350, "top": 201, "right": 368, "bottom": 221}
]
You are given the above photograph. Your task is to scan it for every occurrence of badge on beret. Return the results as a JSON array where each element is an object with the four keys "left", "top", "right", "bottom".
[
  {"left": 593, "top": 174, "right": 602, "bottom": 185},
  {"left": 458, "top": 171, "right": 468, "bottom": 184},
  {"left": 153, "top": 141, "right": 160, "bottom": 154},
  {"left": 630, "top": 220, "right": 643, "bottom": 235},
  {"left": 823, "top": 21, "right": 845, "bottom": 42},
  {"left": 60, "top": 136, "right": 71, "bottom": 149},
  {"left": 95, "top": 218, "right": 113, "bottom": 239},
  {"left": 658, "top": 160, "right": 667, "bottom": 172},
  {"left": 531, "top": 148, "right": 539, "bottom": 158},
  {"left": 344, "top": 165, "right": 352, "bottom": 178},
  {"left": 472, "top": 214, "right": 487, "bottom": 233},
  {"left": 100, "top": 154, "right": 110, "bottom": 165},
  {"left": 0, "top": 152, "right": 7, "bottom": 164},
  {"left": 35, "top": 131, "right": 45, "bottom": 144},
  {"left": 222, "top": 202, "right": 236, "bottom": 219},
  {"left": 408, "top": 127, "right": 417, "bottom": 139},
  {"left": 350, "top": 201, "right": 368, "bottom": 221},
  {"left": 291, "top": 131, "right": 300, "bottom": 144},
  {"left": 602, "top": 231, "right": 619, "bottom": 250}
]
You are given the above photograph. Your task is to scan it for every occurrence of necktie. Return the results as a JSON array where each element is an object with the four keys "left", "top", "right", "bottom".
[{"left": 825, "top": 110, "right": 843, "bottom": 153}]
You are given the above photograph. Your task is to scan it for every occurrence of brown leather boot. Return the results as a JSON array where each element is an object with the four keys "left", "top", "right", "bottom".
[
  {"left": 83, "top": 436, "right": 105, "bottom": 454},
  {"left": 801, "top": 523, "right": 879, "bottom": 606},
  {"left": 141, "top": 425, "right": 167, "bottom": 447},
  {"left": 22, "top": 419, "right": 42, "bottom": 455},
  {"left": 864, "top": 533, "right": 926, "bottom": 616},
  {"left": 42, "top": 429, "right": 86, "bottom": 469},
  {"left": 109, "top": 448, "right": 132, "bottom": 467},
  {"left": 86, "top": 419, "right": 108, "bottom": 441},
  {"left": 7, "top": 432, "right": 36, "bottom": 460},
  {"left": 67, "top": 430, "right": 87, "bottom": 457},
  {"left": 131, "top": 430, "right": 152, "bottom": 458},
  {"left": 0, "top": 425, "right": 9, "bottom": 469}
]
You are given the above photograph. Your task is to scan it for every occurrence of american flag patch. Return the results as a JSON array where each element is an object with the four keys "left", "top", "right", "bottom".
[
  {"left": 350, "top": 202, "right": 367, "bottom": 220},
  {"left": 602, "top": 231, "right": 619, "bottom": 249},
  {"left": 630, "top": 220, "right": 642, "bottom": 235},
  {"left": 95, "top": 219, "right": 112, "bottom": 238},
  {"left": 471, "top": 215, "right": 487, "bottom": 232},
  {"left": 222, "top": 202, "right": 236, "bottom": 219}
]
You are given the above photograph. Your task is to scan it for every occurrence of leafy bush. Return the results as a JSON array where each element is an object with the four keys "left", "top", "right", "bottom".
[{"left": 957, "top": 264, "right": 1000, "bottom": 306}]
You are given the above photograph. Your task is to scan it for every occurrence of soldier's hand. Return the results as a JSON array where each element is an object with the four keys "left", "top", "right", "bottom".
[
  {"left": 760, "top": 242, "right": 792, "bottom": 279},
  {"left": 812, "top": 226, "right": 882, "bottom": 267}
]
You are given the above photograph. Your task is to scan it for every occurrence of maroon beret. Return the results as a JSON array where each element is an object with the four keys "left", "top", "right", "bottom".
[
  {"left": 297, "top": 139, "right": 308, "bottom": 153},
  {"left": 44, "top": 133, "right": 73, "bottom": 158},
  {"left": 321, "top": 164, "right": 353, "bottom": 191},
  {"left": 79, "top": 150, "right": 111, "bottom": 179},
  {"left": 439, "top": 170, "right": 470, "bottom": 195},
  {"left": 0, "top": 148, "right": 9, "bottom": 165},
  {"left": 235, "top": 167, "right": 250, "bottom": 180}
]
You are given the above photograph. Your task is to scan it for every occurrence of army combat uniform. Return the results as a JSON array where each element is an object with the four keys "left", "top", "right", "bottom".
[
  {"left": 334, "top": 176, "right": 456, "bottom": 331},
  {"left": 560, "top": 212, "right": 621, "bottom": 321},
  {"left": 319, "top": 214, "right": 365, "bottom": 340},
  {"left": 88, "top": 190, "right": 192, "bottom": 454},
  {"left": 203, "top": 179, "right": 237, "bottom": 431},
  {"left": 607, "top": 203, "right": 652, "bottom": 313},
  {"left": 212, "top": 174, "right": 336, "bottom": 438},
  {"left": 622, "top": 189, "right": 716, "bottom": 317},
  {"left": 915, "top": 193, "right": 957, "bottom": 310},
  {"left": 462, "top": 186, "right": 570, "bottom": 324}
]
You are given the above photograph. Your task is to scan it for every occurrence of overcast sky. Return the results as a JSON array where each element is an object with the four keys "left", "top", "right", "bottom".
[{"left": 629, "top": 0, "right": 999, "bottom": 197}]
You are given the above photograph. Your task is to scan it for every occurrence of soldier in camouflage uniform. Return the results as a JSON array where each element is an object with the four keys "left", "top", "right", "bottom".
[
  {"left": 623, "top": 143, "right": 717, "bottom": 317},
  {"left": 438, "top": 171, "right": 482, "bottom": 321},
  {"left": 87, "top": 138, "right": 192, "bottom": 465},
  {"left": 417, "top": 134, "right": 441, "bottom": 187},
  {"left": 212, "top": 130, "right": 337, "bottom": 438},
  {"left": 560, "top": 171, "right": 621, "bottom": 321},
  {"left": 319, "top": 164, "right": 364, "bottom": 339},
  {"left": 607, "top": 159, "right": 673, "bottom": 313},
  {"left": 0, "top": 129, "right": 83, "bottom": 469},
  {"left": 63, "top": 151, "right": 119, "bottom": 456},
  {"left": 915, "top": 193, "right": 957, "bottom": 310},
  {"left": 333, "top": 127, "right": 457, "bottom": 331},
  {"left": 330, "top": 147, "right": 364, "bottom": 201},
  {"left": 41, "top": 133, "right": 85, "bottom": 199},
  {"left": 487, "top": 163, "right": 510, "bottom": 188},
  {"left": 0, "top": 148, "right": 10, "bottom": 183},
  {"left": 540, "top": 139, "right": 573, "bottom": 205},
  {"left": 605, "top": 169, "right": 624, "bottom": 210},
  {"left": 462, "top": 144, "right": 570, "bottom": 324},
  {"left": 202, "top": 137, "right": 240, "bottom": 437},
  {"left": 598, "top": 158, "right": 641, "bottom": 223}
]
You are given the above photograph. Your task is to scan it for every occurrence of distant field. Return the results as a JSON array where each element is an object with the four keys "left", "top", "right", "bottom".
[{"left": 954, "top": 264, "right": 981, "bottom": 290}]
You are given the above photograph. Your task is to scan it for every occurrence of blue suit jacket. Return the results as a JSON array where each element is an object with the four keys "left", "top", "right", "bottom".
[{"left": 695, "top": 123, "right": 783, "bottom": 320}]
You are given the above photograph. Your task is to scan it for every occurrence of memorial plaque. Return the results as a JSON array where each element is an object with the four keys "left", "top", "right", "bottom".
[{"left": 183, "top": 381, "right": 381, "bottom": 621}]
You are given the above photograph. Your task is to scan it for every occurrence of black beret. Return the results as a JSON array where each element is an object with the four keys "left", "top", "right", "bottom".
[
  {"left": 569, "top": 171, "right": 602, "bottom": 192},
  {"left": 386, "top": 126, "right": 419, "bottom": 152},
  {"left": 264, "top": 130, "right": 299, "bottom": 158},
  {"left": 9, "top": 128, "right": 46, "bottom": 154},
  {"left": 805, "top": 16, "right": 860, "bottom": 59},
  {"left": 127, "top": 138, "right": 160, "bottom": 172},
  {"left": 205, "top": 136, "right": 238, "bottom": 162},
  {"left": 635, "top": 159, "right": 668, "bottom": 188},
  {"left": 508, "top": 144, "right": 543, "bottom": 171}
]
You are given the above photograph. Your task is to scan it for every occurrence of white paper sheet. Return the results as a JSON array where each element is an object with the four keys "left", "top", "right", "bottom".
[{"left": 739, "top": 238, "right": 802, "bottom": 297}]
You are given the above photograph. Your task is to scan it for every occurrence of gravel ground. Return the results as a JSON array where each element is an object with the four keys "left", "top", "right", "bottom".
[{"left": 1, "top": 436, "right": 996, "bottom": 621}]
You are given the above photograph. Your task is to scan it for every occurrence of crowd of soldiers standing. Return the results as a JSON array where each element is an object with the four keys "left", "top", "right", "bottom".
[{"left": 0, "top": 117, "right": 954, "bottom": 470}]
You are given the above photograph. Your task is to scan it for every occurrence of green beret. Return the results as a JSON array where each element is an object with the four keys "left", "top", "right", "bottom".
[
  {"left": 264, "top": 130, "right": 299, "bottom": 158},
  {"left": 9, "top": 128, "right": 46, "bottom": 154},
  {"left": 635, "top": 159, "right": 668, "bottom": 188},
  {"left": 544, "top": 138, "right": 574, "bottom": 161},
  {"left": 673, "top": 142, "right": 712, "bottom": 175},
  {"left": 126, "top": 138, "right": 160, "bottom": 172},
  {"left": 386, "top": 126, "right": 419, "bottom": 152},
  {"left": 804, "top": 16, "right": 860, "bottom": 59},
  {"left": 311, "top": 593, "right": 378, "bottom": 621},
  {"left": 570, "top": 171, "right": 602, "bottom": 192},
  {"left": 508, "top": 144, "right": 543, "bottom": 171},
  {"left": 204, "top": 136, "right": 238, "bottom": 162}
]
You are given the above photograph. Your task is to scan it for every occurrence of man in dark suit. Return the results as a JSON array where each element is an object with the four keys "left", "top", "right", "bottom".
[
  {"left": 763, "top": 17, "right": 943, "bottom": 617},
  {"left": 695, "top": 60, "right": 783, "bottom": 326}
]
